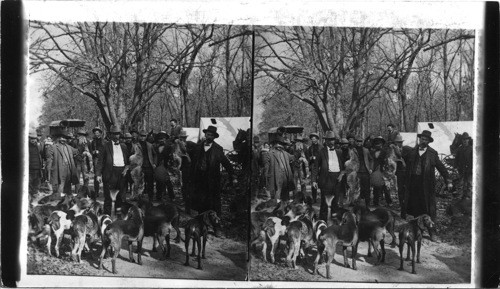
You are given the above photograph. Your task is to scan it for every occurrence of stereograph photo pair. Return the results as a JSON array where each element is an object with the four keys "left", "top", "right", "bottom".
[{"left": 3, "top": 1, "right": 498, "bottom": 288}]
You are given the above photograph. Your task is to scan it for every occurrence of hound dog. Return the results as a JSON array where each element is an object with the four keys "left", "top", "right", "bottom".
[
  {"left": 285, "top": 214, "right": 314, "bottom": 269},
  {"left": 398, "top": 214, "right": 435, "bottom": 274},
  {"left": 313, "top": 212, "right": 359, "bottom": 279},
  {"left": 253, "top": 216, "right": 287, "bottom": 263},
  {"left": 99, "top": 205, "right": 145, "bottom": 274},
  {"left": 71, "top": 201, "right": 103, "bottom": 262},
  {"left": 183, "top": 210, "right": 221, "bottom": 270}
]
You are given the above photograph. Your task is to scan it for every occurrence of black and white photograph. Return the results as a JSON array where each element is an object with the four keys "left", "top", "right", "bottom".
[
  {"left": 250, "top": 25, "right": 476, "bottom": 283},
  {"left": 26, "top": 19, "right": 251, "bottom": 280}
]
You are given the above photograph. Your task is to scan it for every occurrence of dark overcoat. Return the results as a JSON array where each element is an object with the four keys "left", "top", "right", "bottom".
[
  {"left": 405, "top": 146, "right": 449, "bottom": 219},
  {"left": 48, "top": 142, "right": 79, "bottom": 186},
  {"left": 190, "top": 141, "right": 234, "bottom": 213},
  {"left": 263, "top": 147, "right": 295, "bottom": 197}
]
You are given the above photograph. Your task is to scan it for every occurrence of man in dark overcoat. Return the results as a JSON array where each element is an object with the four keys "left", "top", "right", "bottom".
[
  {"left": 455, "top": 132, "right": 473, "bottom": 200},
  {"left": 405, "top": 130, "right": 452, "bottom": 241},
  {"left": 263, "top": 135, "right": 295, "bottom": 203},
  {"left": 47, "top": 131, "right": 79, "bottom": 200},
  {"left": 191, "top": 126, "right": 237, "bottom": 216},
  {"left": 90, "top": 127, "right": 106, "bottom": 199},
  {"left": 311, "top": 131, "right": 345, "bottom": 221},
  {"left": 306, "top": 132, "right": 322, "bottom": 203},
  {"left": 138, "top": 129, "right": 157, "bottom": 201},
  {"left": 96, "top": 125, "right": 130, "bottom": 215},
  {"left": 353, "top": 135, "right": 373, "bottom": 205},
  {"left": 29, "top": 130, "right": 43, "bottom": 199}
]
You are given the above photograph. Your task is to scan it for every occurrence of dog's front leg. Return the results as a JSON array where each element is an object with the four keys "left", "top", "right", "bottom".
[
  {"left": 410, "top": 242, "right": 416, "bottom": 274},
  {"left": 98, "top": 243, "right": 106, "bottom": 270},
  {"left": 416, "top": 237, "right": 422, "bottom": 263},
  {"left": 397, "top": 242, "right": 405, "bottom": 271},
  {"left": 285, "top": 240, "right": 295, "bottom": 268},
  {"left": 184, "top": 235, "right": 190, "bottom": 266},
  {"left": 196, "top": 236, "right": 203, "bottom": 270},
  {"left": 136, "top": 239, "right": 143, "bottom": 265},
  {"left": 202, "top": 233, "right": 207, "bottom": 259},
  {"left": 128, "top": 240, "right": 135, "bottom": 263},
  {"left": 352, "top": 243, "right": 358, "bottom": 270},
  {"left": 152, "top": 234, "right": 158, "bottom": 252},
  {"left": 380, "top": 240, "right": 386, "bottom": 263},
  {"left": 342, "top": 246, "right": 350, "bottom": 268}
]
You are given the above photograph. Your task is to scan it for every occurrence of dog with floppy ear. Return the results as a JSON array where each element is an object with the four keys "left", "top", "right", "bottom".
[
  {"left": 313, "top": 211, "right": 359, "bottom": 279},
  {"left": 70, "top": 201, "right": 103, "bottom": 263},
  {"left": 99, "top": 205, "right": 145, "bottom": 274},
  {"left": 257, "top": 217, "right": 287, "bottom": 263},
  {"left": 397, "top": 214, "right": 435, "bottom": 274},
  {"left": 183, "top": 210, "right": 221, "bottom": 270}
]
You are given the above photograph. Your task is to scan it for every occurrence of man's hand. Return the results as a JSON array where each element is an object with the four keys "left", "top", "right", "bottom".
[
  {"left": 312, "top": 182, "right": 318, "bottom": 189},
  {"left": 122, "top": 168, "right": 128, "bottom": 176},
  {"left": 97, "top": 176, "right": 102, "bottom": 183}
]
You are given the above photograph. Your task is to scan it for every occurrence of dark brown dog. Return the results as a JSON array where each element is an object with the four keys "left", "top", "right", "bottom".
[
  {"left": 398, "top": 214, "right": 435, "bottom": 274},
  {"left": 183, "top": 210, "right": 221, "bottom": 270},
  {"left": 354, "top": 210, "right": 387, "bottom": 265},
  {"left": 98, "top": 205, "right": 145, "bottom": 274},
  {"left": 313, "top": 211, "right": 359, "bottom": 279},
  {"left": 137, "top": 198, "right": 181, "bottom": 259},
  {"left": 353, "top": 205, "right": 397, "bottom": 250}
]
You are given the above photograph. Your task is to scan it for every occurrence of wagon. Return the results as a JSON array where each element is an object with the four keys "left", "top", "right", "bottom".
[
  {"left": 48, "top": 119, "right": 86, "bottom": 137},
  {"left": 268, "top": 125, "right": 304, "bottom": 144}
]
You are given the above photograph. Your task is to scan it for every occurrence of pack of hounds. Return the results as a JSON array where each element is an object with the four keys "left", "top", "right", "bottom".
[
  {"left": 251, "top": 199, "right": 435, "bottom": 278},
  {"left": 28, "top": 190, "right": 221, "bottom": 274}
]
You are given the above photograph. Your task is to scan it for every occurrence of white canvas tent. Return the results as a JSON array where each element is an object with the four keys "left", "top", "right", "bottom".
[
  {"left": 182, "top": 127, "right": 199, "bottom": 143},
  {"left": 199, "top": 117, "right": 251, "bottom": 152},
  {"left": 416, "top": 121, "right": 474, "bottom": 156},
  {"left": 399, "top": 132, "right": 418, "bottom": 148}
]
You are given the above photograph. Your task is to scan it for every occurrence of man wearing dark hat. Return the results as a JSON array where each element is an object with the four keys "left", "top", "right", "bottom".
[
  {"left": 387, "top": 123, "right": 400, "bottom": 143},
  {"left": 154, "top": 131, "right": 175, "bottom": 202},
  {"left": 178, "top": 130, "right": 195, "bottom": 213},
  {"left": 74, "top": 129, "right": 93, "bottom": 193},
  {"left": 369, "top": 136, "right": 392, "bottom": 206},
  {"left": 96, "top": 125, "right": 130, "bottom": 215},
  {"left": 130, "top": 128, "right": 139, "bottom": 144},
  {"left": 455, "top": 132, "right": 472, "bottom": 200},
  {"left": 90, "top": 127, "right": 106, "bottom": 199},
  {"left": 306, "top": 133, "right": 323, "bottom": 203},
  {"left": 29, "top": 130, "right": 43, "bottom": 199},
  {"left": 139, "top": 129, "right": 157, "bottom": 201},
  {"left": 191, "top": 126, "right": 237, "bottom": 218},
  {"left": 351, "top": 134, "right": 373, "bottom": 205},
  {"left": 263, "top": 135, "right": 294, "bottom": 203},
  {"left": 405, "top": 130, "right": 451, "bottom": 241},
  {"left": 311, "top": 131, "right": 345, "bottom": 221},
  {"left": 47, "top": 130, "right": 79, "bottom": 200},
  {"left": 390, "top": 134, "right": 411, "bottom": 218},
  {"left": 169, "top": 119, "right": 183, "bottom": 139}
]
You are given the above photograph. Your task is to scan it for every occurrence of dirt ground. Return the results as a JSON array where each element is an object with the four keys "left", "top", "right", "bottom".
[
  {"left": 249, "top": 186, "right": 472, "bottom": 284},
  {"left": 27, "top": 180, "right": 247, "bottom": 280}
]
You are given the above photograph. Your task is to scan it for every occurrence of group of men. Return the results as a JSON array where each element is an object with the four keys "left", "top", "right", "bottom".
[
  {"left": 28, "top": 119, "right": 238, "bottom": 218},
  {"left": 252, "top": 124, "right": 469, "bottom": 241}
]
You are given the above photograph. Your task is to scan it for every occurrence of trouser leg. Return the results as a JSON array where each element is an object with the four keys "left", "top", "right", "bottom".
[{"left": 143, "top": 167, "right": 154, "bottom": 200}]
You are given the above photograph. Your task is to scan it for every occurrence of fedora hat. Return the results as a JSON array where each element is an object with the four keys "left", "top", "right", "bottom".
[
  {"left": 109, "top": 125, "right": 121, "bottom": 134},
  {"left": 179, "top": 130, "right": 188, "bottom": 138},
  {"left": 356, "top": 135, "right": 363, "bottom": 142},
  {"left": 394, "top": 134, "right": 404, "bottom": 142},
  {"left": 65, "top": 132, "right": 74, "bottom": 139},
  {"left": 323, "top": 131, "right": 336, "bottom": 140},
  {"left": 346, "top": 133, "right": 356, "bottom": 140},
  {"left": 123, "top": 132, "right": 132, "bottom": 139},
  {"left": 340, "top": 138, "right": 349, "bottom": 145},
  {"left": 309, "top": 132, "right": 320, "bottom": 139},
  {"left": 202, "top": 125, "right": 219, "bottom": 138},
  {"left": 157, "top": 131, "right": 169, "bottom": 139},
  {"left": 29, "top": 130, "right": 37, "bottom": 138},
  {"left": 417, "top": 130, "right": 434, "bottom": 142},
  {"left": 92, "top": 127, "right": 103, "bottom": 134},
  {"left": 373, "top": 136, "right": 386, "bottom": 144},
  {"left": 129, "top": 128, "right": 138, "bottom": 134},
  {"left": 462, "top": 132, "right": 472, "bottom": 140},
  {"left": 273, "top": 135, "right": 287, "bottom": 145},
  {"left": 77, "top": 129, "right": 88, "bottom": 136}
]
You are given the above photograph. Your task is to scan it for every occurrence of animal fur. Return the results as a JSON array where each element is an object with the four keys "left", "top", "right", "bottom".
[{"left": 183, "top": 210, "right": 221, "bottom": 270}]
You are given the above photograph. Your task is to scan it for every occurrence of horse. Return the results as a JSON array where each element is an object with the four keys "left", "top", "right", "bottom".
[{"left": 232, "top": 128, "right": 251, "bottom": 172}]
